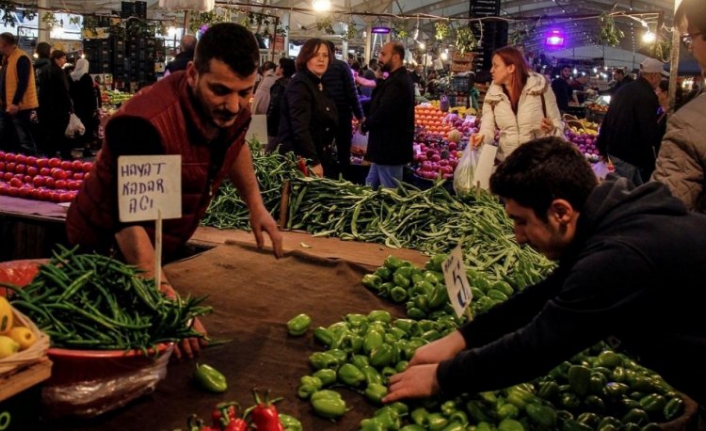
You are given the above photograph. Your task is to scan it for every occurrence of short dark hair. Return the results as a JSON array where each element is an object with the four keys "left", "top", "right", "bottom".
[
  {"left": 614, "top": 69, "right": 625, "bottom": 76},
  {"left": 675, "top": 0, "right": 706, "bottom": 35},
  {"left": 390, "top": 42, "right": 405, "bottom": 61},
  {"left": 658, "top": 80, "right": 669, "bottom": 93},
  {"left": 278, "top": 57, "right": 295, "bottom": 77},
  {"left": 0, "top": 32, "right": 16, "bottom": 45},
  {"left": 50, "top": 50, "right": 66, "bottom": 62},
  {"left": 490, "top": 137, "right": 598, "bottom": 221},
  {"left": 350, "top": 61, "right": 361, "bottom": 71},
  {"left": 262, "top": 61, "right": 276, "bottom": 72},
  {"left": 296, "top": 38, "right": 330, "bottom": 72},
  {"left": 194, "top": 23, "right": 259, "bottom": 77},
  {"left": 36, "top": 42, "right": 51, "bottom": 58}
]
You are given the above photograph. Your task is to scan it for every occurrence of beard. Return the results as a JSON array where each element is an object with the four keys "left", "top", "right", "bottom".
[{"left": 380, "top": 61, "right": 392, "bottom": 73}]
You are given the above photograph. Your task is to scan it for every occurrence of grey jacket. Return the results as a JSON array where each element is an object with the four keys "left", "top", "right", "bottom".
[{"left": 652, "top": 93, "right": 706, "bottom": 212}]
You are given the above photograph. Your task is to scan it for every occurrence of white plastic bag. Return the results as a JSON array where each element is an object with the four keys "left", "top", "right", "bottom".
[
  {"left": 453, "top": 146, "right": 479, "bottom": 196},
  {"left": 65, "top": 113, "right": 85, "bottom": 138}
]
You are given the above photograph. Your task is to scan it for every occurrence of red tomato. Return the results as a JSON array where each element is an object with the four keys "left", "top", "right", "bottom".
[
  {"left": 15, "top": 164, "right": 25, "bottom": 174},
  {"left": 65, "top": 170, "right": 73, "bottom": 178},
  {"left": 0, "top": 162, "right": 5, "bottom": 171},
  {"left": 15, "top": 154, "right": 27, "bottom": 164},
  {"left": 18, "top": 186, "right": 32, "bottom": 198},
  {"left": 72, "top": 172, "right": 84, "bottom": 180},
  {"left": 39, "top": 189, "right": 51, "bottom": 201},
  {"left": 50, "top": 191, "right": 61, "bottom": 202},
  {"left": 71, "top": 160, "right": 83, "bottom": 171},
  {"left": 39, "top": 167, "right": 50, "bottom": 176},
  {"left": 51, "top": 168, "right": 68, "bottom": 180},
  {"left": 27, "top": 166, "right": 38, "bottom": 176},
  {"left": 48, "top": 158, "right": 61, "bottom": 168},
  {"left": 5, "top": 153, "right": 16, "bottom": 163},
  {"left": 84, "top": 172, "right": 91, "bottom": 180},
  {"left": 9, "top": 178, "right": 23, "bottom": 188},
  {"left": 45, "top": 177, "right": 55, "bottom": 188},
  {"left": 33, "top": 176, "right": 46, "bottom": 187},
  {"left": 59, "top": 192, "right": 74, "bottom": 203},
  {"left": 6, "top": 162, "right": 16, "bottom": 172},
  {"left": 36, "top": 158, "right": 48, "bottom": 168},
  {"left": 60, "top": 161, "right": 72, "bottom": 170},
  {"left": 26, "top": 156, "right": 37, "bottom": 166},
  {"left": 0, "top": 151, "right": 5, "bottom": 161},
  {"left": 23, "top": 175, "right": 32, "bottom": 183},
  {"left": 55, "top": 179, "right": 67, "bottom": 190},
  {"left": 3, "top": 172, "right": 13, "bottom": 181},
  {"left": 30, "top": 188, "right": 42, "bottom": 200},
  {"left": 0, "top": 184, "right": 7, "bottom": 195},
  {"left": 7, "top": 187, "right": 18, "bottom": 197},
  {"left": 82, "top": 162, "right": 93, "bottom": 173}
]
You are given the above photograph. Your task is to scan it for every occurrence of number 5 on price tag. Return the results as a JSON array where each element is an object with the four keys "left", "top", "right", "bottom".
[{"left": 442, "top": 244, "right": 473, "bottom": 320}]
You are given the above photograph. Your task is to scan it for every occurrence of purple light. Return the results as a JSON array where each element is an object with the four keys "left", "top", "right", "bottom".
[
  {"left": 545, "top": 30, "right": 565, "bottom": 48},
  {"left": 371, "top": 26, "right": 391, "bottom": 34}
]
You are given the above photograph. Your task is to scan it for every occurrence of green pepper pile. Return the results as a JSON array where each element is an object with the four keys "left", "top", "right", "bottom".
[{"left": 4, "top": 245, "right": 211, "bottom": 351}]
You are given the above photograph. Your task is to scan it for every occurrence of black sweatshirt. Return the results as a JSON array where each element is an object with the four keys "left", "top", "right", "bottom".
[{"left": 437, "top": 177, "right": 706, "bottom": 406}]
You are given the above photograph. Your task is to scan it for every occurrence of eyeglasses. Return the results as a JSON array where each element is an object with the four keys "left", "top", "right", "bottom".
[{"left": 681, "top": 32, "right": 704, "bottom": 50}]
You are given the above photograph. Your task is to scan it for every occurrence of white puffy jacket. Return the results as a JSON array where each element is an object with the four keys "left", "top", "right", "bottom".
[{"left": 478, "top": 72, "right": 564, "bottom": 160}]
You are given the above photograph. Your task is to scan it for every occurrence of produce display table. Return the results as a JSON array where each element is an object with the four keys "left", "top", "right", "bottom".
[
  {"left": 0, "top": 196, "right": 69, "bottom": 261},
  {"left": 0, "top": 195, "right": 68, "bottom": 223},
  {"left": 40, "top": 243, "right": 410, "bottom": 430}
]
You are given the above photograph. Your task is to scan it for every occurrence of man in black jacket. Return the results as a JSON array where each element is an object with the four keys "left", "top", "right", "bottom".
[
  {"left": 322, "top": 41, "right": 364, "bottom": 180},
  {"left": 165, "top": 34, "right": 196, "bottom": 75},
  {"left": 551, "top": 65, "right": 573, "bottom": 113},
  {"left": 596, "top": 58, "right": 664, "bottom": 185},
  {"left": 383, "top": 137, "right": 706, "bottom": 407},
  {"left": 362, "top": 42, "right": 414, "bottom": 189}
]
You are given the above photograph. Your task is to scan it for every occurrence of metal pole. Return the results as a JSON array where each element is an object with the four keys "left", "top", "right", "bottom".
[
  {"left": 365, "top": 24, "right": 372, "bottom": 64},
  {"left": 667, "top": 27, "right": 681, "bottom": 114}
]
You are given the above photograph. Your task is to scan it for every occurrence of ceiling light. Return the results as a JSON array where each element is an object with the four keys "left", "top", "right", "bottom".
[
  {"left": 312, "top": 0, "right": 331, "bottom": 12},
  {"left": 440, "top": 52, "right": 448, "bottom": 61},
  {"left": 418, "top": 42, "right": 426, "bottom": 50},
  {"left": 371, "top": 26, "right": 391, "bottom": 34},
  {"left": 642, "top": 31, "right": 656, "bottom": 43}
]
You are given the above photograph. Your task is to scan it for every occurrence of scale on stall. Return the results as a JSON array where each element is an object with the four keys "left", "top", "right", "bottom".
[{"left": 117, "top": 155, "right": 182, "bottom": 287}]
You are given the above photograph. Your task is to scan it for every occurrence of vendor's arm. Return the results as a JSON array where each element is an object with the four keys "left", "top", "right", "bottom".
[
  {"left": 229, "top": 144, "right": 283, "bottom": 257},
  {"left": 436, "top": 244, "right": 650, "bottom": 397}
]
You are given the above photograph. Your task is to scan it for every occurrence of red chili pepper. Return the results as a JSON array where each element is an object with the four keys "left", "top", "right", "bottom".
[
  {"left": 187, "top": 414, "right": 216, "bottom": 431},
  {"left": 251, "top": 389, "right": 285, "bottom": 431},
  {"left": 296, "top": 157, "right": 309, "bottom": 176},
  {"left": 211, "top": 402, "right": 240, "bottom": 429},
  {"left": 222, "top": 418, "right": 247, "bottom": 431}
]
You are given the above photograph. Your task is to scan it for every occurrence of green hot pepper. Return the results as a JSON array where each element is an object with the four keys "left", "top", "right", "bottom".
[
  {"left": 367, "top": 310, "right": 392, "bottom": 323},
  {"left": 374, "top": 267, "right": 392, "bottom": 281},
  {"left": 364, "top": 331, "right": 384, "bottom": 354},
  {"left": 384, "top": 256, "right": 405, "bottom": 270},
  {"left": 361, "top": 365, "right": 383, "bottom": 385},
  {"left": 568, "top": 365, "right": 591, "bottom": 397},
  {"left": 362, "top": 274, "right": 383, "bottom": 291},
  {"left": 369, "top": 344, "right": 394, "bottom": 367},
  {"left": 309, "top": 352, "right": 339, "bottom": 370},
  {"left": 278, "top": 414, "right": 303, "bottom": 431},
  {"left": 313, "top": 327, "right": 334, "bottom": 346},
  {"left": 287, "top": 313, "right": 311, "bottom": 336},
  {"left": 390, "top": 286, "right": 409, "bottom": 303},
  {"left": 527, "top": 403, "right": 557, "bottom": 428},
  {"left": 194, "top": 363, "right": 227, "bottom": 393},
  {"left": 313, "top": 368, "right": 337, "bottom": 387}
]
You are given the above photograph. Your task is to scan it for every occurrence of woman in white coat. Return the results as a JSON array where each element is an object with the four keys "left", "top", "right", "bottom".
[{"left": 472, "top": 46, "right": 563, "bottom": 160}]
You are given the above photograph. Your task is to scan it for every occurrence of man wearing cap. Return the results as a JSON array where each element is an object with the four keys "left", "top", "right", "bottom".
[{"left": 596, "top": 58, "right": 665, "bottom": 184}]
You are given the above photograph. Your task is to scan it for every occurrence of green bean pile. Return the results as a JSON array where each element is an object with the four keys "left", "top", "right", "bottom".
[
  {"left": 287, "top": 177, "right": 553, "bottom": 281},
  {"left": 201, "top": 142, "right": 301, "bottom": 231},
  {"left": 4, "top": 246, "right": 211, "bottom": 351}
]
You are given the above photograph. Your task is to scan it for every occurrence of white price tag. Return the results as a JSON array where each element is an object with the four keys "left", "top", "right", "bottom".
[
  {"left": 442, "top": 244, "right": 473, "bottom": 318},
  {"left": 117, "top": 155, "right": 182, "bottom": 222}
]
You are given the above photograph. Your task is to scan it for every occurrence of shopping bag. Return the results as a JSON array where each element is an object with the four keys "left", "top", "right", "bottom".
[
  {"left": 65, "top": 113, "right": 86, "bottom": 138},
  {"left": 453, "top": 146, "right": 479, "bottom": 196},
  {"left": 472, "top": 144, "right": 498, "bottom": 190},
  {"left": 592, "top": 160, "right": 613, "bottom": 180},
  {"left": 351, "top": 130, "right": 369, "bottom": 156}
]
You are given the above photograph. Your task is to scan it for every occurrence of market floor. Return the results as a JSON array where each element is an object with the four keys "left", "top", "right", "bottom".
[{"left": 40, "top": 242, "right": 410, "bottom": 430}]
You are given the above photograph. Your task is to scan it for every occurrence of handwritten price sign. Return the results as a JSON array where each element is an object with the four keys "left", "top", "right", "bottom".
[{"left": 442, "top": 244, "right": 473, "bottom": 318}]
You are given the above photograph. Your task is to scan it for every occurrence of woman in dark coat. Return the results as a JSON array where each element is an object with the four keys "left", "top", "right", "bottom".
[
  {"left": 69, "top": 58, "right": 99, "bottom": 156},
  {"left": 274, "top": 38, "right": 338, "bottom": 177},
  {"left": 265, "top": 57, "right": 295, "bottom": 152},
  {"left": 45, "top": 50, "right": 74, "bottom": 159}
]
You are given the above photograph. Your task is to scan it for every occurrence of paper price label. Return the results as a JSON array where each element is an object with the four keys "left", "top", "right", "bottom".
[
  {"left": 442, "top": 244, "right": 473, "bottom": 318},
  {"left": 117, "top": 155, "right": 182, "bottom": 222}
]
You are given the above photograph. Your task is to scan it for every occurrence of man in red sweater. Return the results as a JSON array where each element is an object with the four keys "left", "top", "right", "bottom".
[{"left": 67, "top": 23, "right": 283, "bottom": 358}]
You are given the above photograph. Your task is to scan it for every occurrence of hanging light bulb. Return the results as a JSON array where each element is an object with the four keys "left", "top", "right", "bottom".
[
  {"left": 312, "top": 0, "right": 331, "bottom": 12},
  {"left": 642, "top": 31, "right": 656, "bottom": 43},
  {"left": 441, "top": 52, "right": 448, "bottom": 61},
  {"left": 418, "top": 41, "right": 425, "bottom": 50}
]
